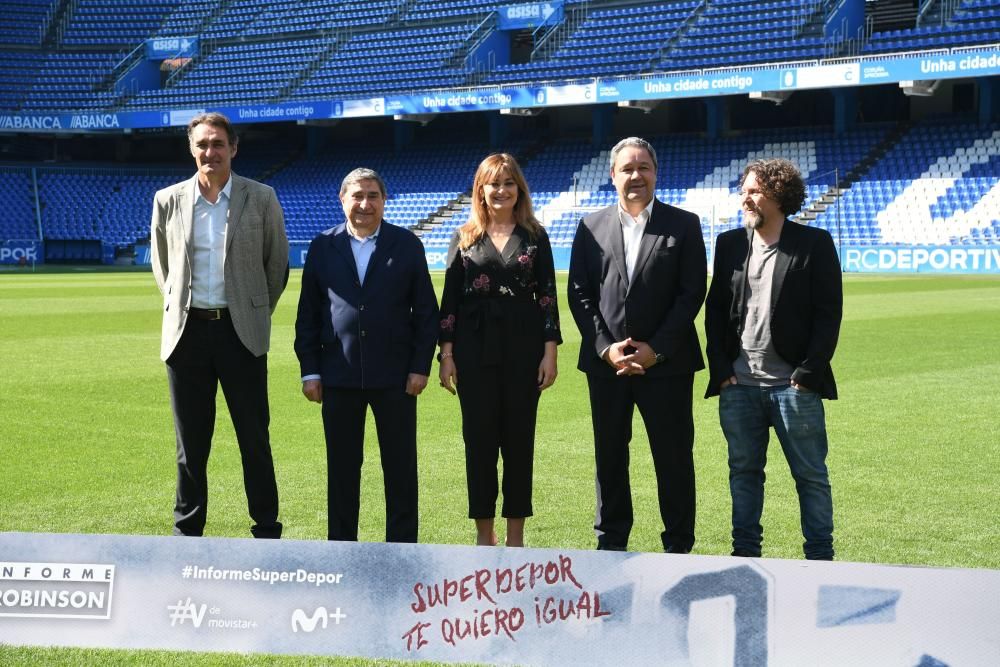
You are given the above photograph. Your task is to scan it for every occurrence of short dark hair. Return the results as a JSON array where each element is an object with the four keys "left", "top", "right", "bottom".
[
  {"left": 340, "top": 167, "right": 387, "bottom": 198},
  {"left": 741, "top": 158, "right": 806, "bottom": 216},
  {"left": 187, "top": 112, "right": 238, "bottom": 146}
]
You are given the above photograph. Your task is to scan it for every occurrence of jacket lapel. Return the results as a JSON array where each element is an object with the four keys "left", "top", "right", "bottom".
[
  {"left": 225, "top": 174, "right": 247, "bottom": 254},
  {"left": 176, "top": 177, "right": 195, "bottom": 250},
  {"left": 605, "top": 209, "right": 628, "bottom": 287},
  {"left": 770, "top": 220, "right": 795, "bottom": 310},
  {"left": 734, "top": 227, "right": 753, "bottom": 323},
  {"left": 361, "top": 222, "right": 393, "bottom": 286},
  {"left": 331, "top": 224, "right": 361, "bottom": 285},
  {"left": 628, "top": 200, "right": 661, "bottom": 294}
]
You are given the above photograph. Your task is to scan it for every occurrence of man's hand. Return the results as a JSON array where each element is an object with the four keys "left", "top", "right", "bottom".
[
  {"left": 406, "top": 373, "right": 429, "bottom": 396},
  {"left": 620, "top": 337, "right": 657, "bottom": 371},
  {"left": 302, "top": 379, "right": 323, "bottom": 403},
  {"left": 606, "top": 338, "right": 659, "bottom": 376},
  {"left": 720, "top": 376, "right": 737, "bottom": 391}
]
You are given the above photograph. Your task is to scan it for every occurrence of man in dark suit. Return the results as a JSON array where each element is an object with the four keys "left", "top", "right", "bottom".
[
  {"left": 705, "top": 158, "right": 842, "bottom": 560},
  {"left": 568, "top": 137, "right": 707, "bottom": 553},
  {"left": 294, "top": 168, "right": 438, "bottom": 543},
  {"left": 151, "top": 112, "right": 288, "bottom": 538}
]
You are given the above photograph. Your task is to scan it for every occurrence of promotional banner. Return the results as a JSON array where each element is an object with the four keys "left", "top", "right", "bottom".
[
  {"left": 841, "top": 245, "right": 1000, "bottom": 273},
  {"left": 1, "top": 532, "right": 997, "bottom": 665},
  {"left": 289, "top": 244, "right": 1000, "bottom": 274},
  {"left": 145, "top": 37, "right": 198, "bottom": 59},
  {"left": 0, "top": 239, "right": 43, "bottom": 265},
  {"left": 5, "top": 47, "right": 999, "bottom": 132},
  {"left": 498, "top": 2, "right": 564, "bottom": 31}
]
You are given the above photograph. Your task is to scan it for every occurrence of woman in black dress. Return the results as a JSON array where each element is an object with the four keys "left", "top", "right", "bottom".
[{"left": 438, "top": 153, "right": 561, "bottom": 547}]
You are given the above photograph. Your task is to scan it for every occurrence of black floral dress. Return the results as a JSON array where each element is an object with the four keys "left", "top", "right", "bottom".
[{"left": 439, "top": 224, "right": 561, "bottom": 519}]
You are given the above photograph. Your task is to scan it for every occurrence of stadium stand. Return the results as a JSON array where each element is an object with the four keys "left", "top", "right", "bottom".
[
  {"left": 864, "top": 0, "right": 1000, "bottom": 54},
  {"left": 483, "top": 2, "right": 698, "bottom": 84},
  {"left": 127, "top": 37, "right": 331, "bottom": 109},
  {"left": 1, "top": 0, "right": 57, "bottom": 47},
  {"left": 37, "top": 168, "right": 186, "bottom": 247},
  {"left": 816, "top": 120, "right": 1000, "bottom": 245},
  {"left": 61, "top": 0, "right": 176, "bottom": 47},
  {"left": 3, "top": 0, "right": 999, "bottom": 113},
  {"left": 5, "top": 116, "right": 1000, "bottom": 256},
  {"left": 2, "top": 0, "right": 1000, "bottom": 261},
  {"left": 20, "top": 52, "right": 121, "bottom": 111},
  {"left": 661, "top": 0, "right": 827, "bottom": 70},
  {"left": 0, "top": 167, "right": 38, "bottom": 241},
  {"left": 287, "top": 24, "right": 473, "bottom": 101}
]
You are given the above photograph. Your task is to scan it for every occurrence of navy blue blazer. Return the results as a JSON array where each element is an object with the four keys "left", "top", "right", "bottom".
[
  {"left": 568, "top": 199, "right": 707, "bottom": 379},
  {"left": 294, "top": 221, "right": 439, "bottom": 389},
  {"left": 704, "top": 221, "right": 843, "bottom": 399}
]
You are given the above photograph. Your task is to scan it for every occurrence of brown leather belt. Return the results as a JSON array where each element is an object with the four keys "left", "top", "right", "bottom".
[{"left": 188, "top": 307, "right": 229, "bottom": 321}]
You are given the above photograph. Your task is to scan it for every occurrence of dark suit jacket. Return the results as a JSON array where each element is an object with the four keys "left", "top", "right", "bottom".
[
  {"left": 704, "top": 221, "right": 843, "bottom": 399},
  {"left": 294, "top": 221, "right": 439, "bottom": 389},
  {"left": 568, "top": 199, "right": 707, "bottom": 378}
]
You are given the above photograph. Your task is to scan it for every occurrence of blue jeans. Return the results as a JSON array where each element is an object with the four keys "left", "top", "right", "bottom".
[{"left": 719, "top": 383, "right": 834, "bottom": 560}]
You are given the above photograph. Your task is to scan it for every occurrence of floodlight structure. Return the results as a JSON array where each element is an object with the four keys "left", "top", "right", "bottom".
[
  {"left": 899, "top": 79, "right": 940, "bottom": 97},
  {"left": 617, "top": 99, "right": 660, "bottom": 114},
  {"left": 499, "top": 107, "right": 542, "bottom": 116},
  {"left": 749, "top": 90, "right": 792, "bottom": 105},
  {"left": 393, "top": 114, "right": 435, "bottom": 125}
]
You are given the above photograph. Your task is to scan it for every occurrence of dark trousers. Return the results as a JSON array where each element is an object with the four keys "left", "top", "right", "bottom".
[
  {"left": 165, "top": 316, "right": 281, "bottom": 538},
  {"left": 456, "top": 362, "right": 540, "bottom": 519},
  {"left": 587, "top": 372, "right": 696, "bottom": 553},
  {"left": 321, "top": 386, "right": 418, "bottom": 543}
]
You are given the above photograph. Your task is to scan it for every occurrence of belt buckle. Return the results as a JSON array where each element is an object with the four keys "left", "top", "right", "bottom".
[{"left": 206, "top": 308, "right": 222, "bottom": 320}]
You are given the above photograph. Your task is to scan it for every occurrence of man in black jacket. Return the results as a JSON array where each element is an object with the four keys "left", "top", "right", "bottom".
[
  {"left": 294, "top": 167, "right": 439, "bottom": 543},
  {"left": 705, "top": 158, "right": 842, "bottom": 560},
  {"left": 568, "top": 137, "right": 707, "bottom": 553}
]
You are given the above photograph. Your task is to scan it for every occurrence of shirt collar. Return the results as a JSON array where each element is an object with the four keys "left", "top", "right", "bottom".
[
  {"left": 346, "top": 222, "right": 381, "bottom": 242},
  {"left": 618, "top": 199, "right": 654, "bottom": 226},
  {"left": 192, "top": 174, "right": 233, "bottom": 205}
]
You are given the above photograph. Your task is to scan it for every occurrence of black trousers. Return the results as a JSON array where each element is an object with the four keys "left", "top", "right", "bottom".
[
  {"left": 165, "top": 315, "right": 281, "bottom": 538},
  {"left": 321, "top": 386, "right": 418, "bottom": 543},
  {"left": 587, "top": 372, "right": 696, "bottom": 553},
  {"left": 454, "top": 298, "right": 544, "bottom": 520},
  {"left": 456, "top": 361, "right": 540, "bottom": 519}
]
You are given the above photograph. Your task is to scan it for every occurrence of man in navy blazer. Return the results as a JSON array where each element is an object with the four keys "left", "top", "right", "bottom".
[
  {"left": 294, "top": 168, "right": 438, "bottom": 543},
  {"left": 568, "top": 137, "right": 707, "bottom": 553},
  {"left": 705, "top": 158, "right": 842, "bottom": 560}
]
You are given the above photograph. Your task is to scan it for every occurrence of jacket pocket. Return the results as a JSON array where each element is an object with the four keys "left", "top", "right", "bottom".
[{"left": 251, "top": 292, "right": 270, "bottom": 308}]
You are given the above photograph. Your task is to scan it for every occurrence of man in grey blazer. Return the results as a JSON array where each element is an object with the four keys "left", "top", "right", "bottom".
[{"left": 151, "top": 112, "right": 289, "bottom": 538}]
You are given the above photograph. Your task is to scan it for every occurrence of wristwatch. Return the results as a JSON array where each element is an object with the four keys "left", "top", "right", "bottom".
[
  {"left": 654, "top": 352, "right": 666, "bottom": 365},
  {"left": 437, "top": 351, "right": 453, "bottom": 362}
]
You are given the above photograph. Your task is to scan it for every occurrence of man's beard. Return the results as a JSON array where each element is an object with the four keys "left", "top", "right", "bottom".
[{"left": 743, "top": 210, "right": 764, "bottom": 230}]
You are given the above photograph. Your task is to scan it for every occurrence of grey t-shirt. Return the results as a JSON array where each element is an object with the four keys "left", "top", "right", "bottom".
[{"left": 733, "top": 237, "right": 795, "bottom": 386}]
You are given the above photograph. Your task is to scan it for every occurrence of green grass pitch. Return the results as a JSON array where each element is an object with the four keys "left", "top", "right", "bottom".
[{"left": 1, "top": 269, "right": 998, "bottom": 665}]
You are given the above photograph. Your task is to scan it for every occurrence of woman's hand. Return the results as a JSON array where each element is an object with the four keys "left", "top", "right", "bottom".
[
  {"left": 537, "top": 342, "right": 558, "bottom": 391},
  {"left": 439, "top": 355, "right": 457, "bottom": 395}
]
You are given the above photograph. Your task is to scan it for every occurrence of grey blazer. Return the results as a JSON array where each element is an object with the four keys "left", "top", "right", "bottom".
[{"left": 151, "top": 173, "right": 289, "bottom": 361}]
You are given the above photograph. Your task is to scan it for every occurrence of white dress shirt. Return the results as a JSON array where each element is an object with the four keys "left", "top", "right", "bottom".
[
  {"left": 190, "top": 176, "right": 232, "bottom": 308},
  {"left": 618, "top": 199, "right": 653, "bottom": 283}
]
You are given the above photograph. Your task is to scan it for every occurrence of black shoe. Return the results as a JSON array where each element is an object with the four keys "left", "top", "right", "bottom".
[{"left": 731, "top": 549, "right": 759, "bottom": 557}]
